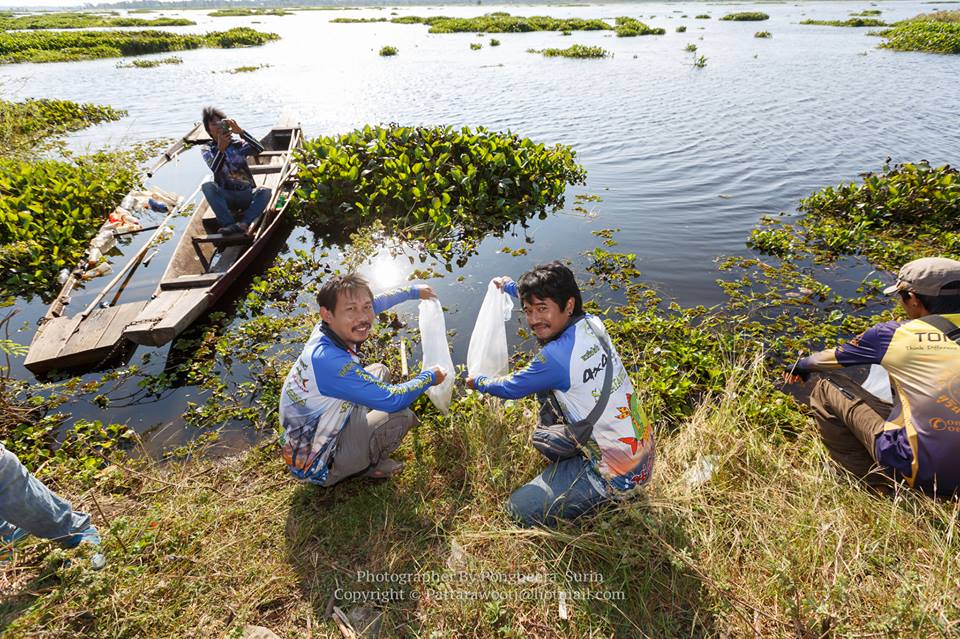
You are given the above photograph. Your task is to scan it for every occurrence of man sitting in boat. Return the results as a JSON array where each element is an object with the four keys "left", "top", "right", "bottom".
[
  {"left": 465, "top": 262, "right": 655, "bottom": 527},
  {"left": 200, "top": 106, "right": 271, "bottom": 236},
  {"left": 787, "top": 257, "right": 960, "bottom": 496},
  {"left": 279, "top": 274, "right": 447, "bottom": 486}
]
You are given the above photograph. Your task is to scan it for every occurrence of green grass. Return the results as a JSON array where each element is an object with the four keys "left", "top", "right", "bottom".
[
  {"left": 0, "top": 12, "right": 193, "bottom": 30},
  {"left": 801, "top": 18, "right": 888, "bottom": 27},
  {"left": 532, "top": 44, "right": 609, "bottom": 58},
  {"left": 720, "top": 12, "right": 770, "bottom": 21},
  {"left": 0, "top": 27, "right": 279, "bottom": 64}
]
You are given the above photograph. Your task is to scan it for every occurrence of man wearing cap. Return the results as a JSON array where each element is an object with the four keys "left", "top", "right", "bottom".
[{"left": 787, "top": 257, "right": 960, "bottom": 495}]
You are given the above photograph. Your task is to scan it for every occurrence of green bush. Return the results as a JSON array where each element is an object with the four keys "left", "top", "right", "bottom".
[
  {"left": 0, "top": 27, "right": 279, "bottom": 64},
  {"left": 721, "top": 12, "right": 770, "bottom": 21},
  {"left": 293, "top": 125, "right": 585, "bottom": 264}
]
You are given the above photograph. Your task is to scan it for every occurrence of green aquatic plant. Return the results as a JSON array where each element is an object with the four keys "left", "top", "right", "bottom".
[
  {"left": 330, "top": 17, "right": 388, "bottom": 23},
  {"left": 721, "top": 12, "right": 770, "bottom": 21},
  {"left": 383, "top": 13, "right": 611, "bottom": 33},
  {"left": 561, "top": 29, "right": 572, "bottom": 35},
  {"left": 906, "top": 10, "right": 960, "bottom": 22},
  {"left": 614, "top": 17, "right": 666, "bottom": 37},
  {"left": 293, "top": 124, "right": 585, "bottom": 265},
  {"left": 0, "top": 98, "right": 124, "bottom": 152},
  {"left": 677, "top": 25, "right": 687, "bottom": 32},
  {"left": 208, "top": 8, "right": 292, "bottom": 17},
  {"left": 800, "top": 18, "right": 887, "bottom": 27},
  {"left": 379, "top": 45, "right": 398, "bottom": 56},
  {"left": 875, "top": 17, "right": 960, "bottom": 53},
  {"left": 533, "top": 44, "right": 609, "bottom": 58},
  {"left": 695, "top": 14, "right": 711, "bottom": 19},
  {"left": 754, "top": 30, "right": 772, "bottom": 38},
  {"left": 115, "top": 55, "right": 182, "bottom": 68},
  {"left": 225, "top": 63, "right": 271, "bottom": 73},
  {"left": 470, "top": 42, "right": 482, "bottom": 50},
  {"left": 693, "top": 54, "right": 707, "bottom": 67},
  {"left": 489, "top": 38, "right": 500, "bottom": 46},
  {"left": 0, "top": 12, "right": 194, "bottom": 30},
  {"left": 685, "top": 43, "right": 698, "bottom": 52},
  {"left": 851, "top": 9, "right": 882, "bottom": 16},
  {"left": 0, "top": 27, "right": 279, "bottom": 64}
]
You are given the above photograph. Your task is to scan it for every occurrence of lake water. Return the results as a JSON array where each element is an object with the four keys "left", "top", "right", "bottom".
[{"left": 3, "top": 1, "right": 958, "bottom": 454}]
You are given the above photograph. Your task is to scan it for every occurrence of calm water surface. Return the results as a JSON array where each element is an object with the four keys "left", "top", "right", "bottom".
[{"left": 3, "top": 1, "right": 958, "bottom": 454}]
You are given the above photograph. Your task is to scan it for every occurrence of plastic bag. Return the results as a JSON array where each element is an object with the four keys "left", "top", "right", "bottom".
[
  {"left": 419, "top": 299, "right": 454, "bottom": 414},
  {"left": 861, "top": 364, "right": 892, "bottom": 403},
  {"left": 467, "top": 282, "right": 515, "bottom": 378}
]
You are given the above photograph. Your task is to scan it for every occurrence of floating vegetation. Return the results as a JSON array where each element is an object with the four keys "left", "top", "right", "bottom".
[
  {"left": 532, "top": 44, "right": 610, "bottom": 58},
  {"left": 754, "top": 30, "right": 772, "bottom": 38},
  {"left": 208, "top": 8, "right": 292, "bottom": 17},
  {"left": 800, "top": 18, "right": 888, "bottom": 27},
  {"left": 851, "top": 9, "right": 883, "bottom": 16},
  {"left": 0, "top": 12, "right": 194, "bottom": 30},
  {"left": 0, "top": 27, "right": 279, "bottom": 64},
  {"left": 614, "top": 16, "right": 666, "bottom": 37},
  {"left": 561, "top": 29, "right": 572, "bottom": 35},
  {"left": 748, "top": 161, "right": 960, "bottom": 270},
  {"left": 721, "top": 12, "right": 770, "bottom": 21},
  {"left": 470, "top": 42, "right": 482, "bottom": 50},
  {"left": 874, "top": 16, "right": 960, "bottom": 53},
  {"left": 677, "top": 25, "right": 687, "bottom": 32},
  {"left": 344, "top": 13, "right": 654, "bottom": 34},
  {"left": 489, "top": 38, "right": 500, "bottom": 46},
  {"left": 685, "top": 43, "right": 698, "bottom": 52},
  {"left": 330, "top": 17, "right": 388, "bottom": 23},
  {"left": 907, "top": 10, "right": 960, "bottom": 22},
  {"left": 695, "top": 14, "right": 711, "bottom": 19},
  {"left": 379, "top": 45, "right": 398, "bottom": 56},
  {"left": 693, "top": 54, "right": 708, "bottom": 67},
  {"left": 225, "top": 63, "right": 271, "bottom": 73},
  {"left": 293, "top": 124, "right": 585, "bottom": 266},
  {"left": 116, "top": 55, "right": 182, "bottom": 68},
  {"left": 0, "top": 98, "right": 124, "bottom": 153}
]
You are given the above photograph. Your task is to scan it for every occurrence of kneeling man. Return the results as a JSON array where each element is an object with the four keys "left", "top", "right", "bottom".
[{"left": 280, "top": 274, "right": 445, "bottom": 486}]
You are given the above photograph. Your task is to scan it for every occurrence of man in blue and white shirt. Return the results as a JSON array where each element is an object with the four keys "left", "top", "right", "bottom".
[
  {"left": 279, "top": 274, "right": 447, "bottom": 486},
  {"left": 200, "top": 106, "right": 271, "bottom": 235},
  {"left": 467, "top": 262, "right": 655, "bottom": 527}
]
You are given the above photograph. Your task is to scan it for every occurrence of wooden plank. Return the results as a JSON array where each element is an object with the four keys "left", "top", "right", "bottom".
[
  {"left": 147, "top": 289, "right": 209, "bottom": 345},
  {"left": 62, "top": 305, "right": 118, "bottom": 354},
  {"left": 124, "top": 290, "right": 190, "bottom": 345},
  {"left": 160, "top": 273, "right": 223, "bottom": 290},
  {"left": 94, "top": 301, "right": 148, "bottom": 351},
  {"left": 23, "top": 315, "right": 83, "bottom": 372}
]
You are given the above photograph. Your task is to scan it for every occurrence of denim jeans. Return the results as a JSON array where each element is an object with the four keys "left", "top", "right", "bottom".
[
  {"left": 201, "top": 182, "right": 272, "bottom": 229},
  {"left": 0, "top": 443, "right": 91, "bottom": 545},
  {"left": 508, "top": 423, "right": 608, "bottom": 527}
]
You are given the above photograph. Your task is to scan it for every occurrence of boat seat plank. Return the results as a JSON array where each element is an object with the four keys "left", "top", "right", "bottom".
[
  {"left": 24, "top": 315, "right": 83, "bottom": 366},
  {"left": 192, "top": 233, "right": 253, "bottom": 247},
  {"left": 249, "top": 165, "right": 284, "bottom": 175},
  {"left": 94, "top": 301, "right": 149, "bottom": 351},
  {"left": 66, "top": 305, "right": 121, "bottom": 354},
  {"left": 160, "top": 273, "right": 224, "bottom": 290}
]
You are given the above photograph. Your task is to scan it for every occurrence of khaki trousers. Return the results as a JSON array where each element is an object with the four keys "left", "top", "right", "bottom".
[
  {"left": 322, "top": 363, "right": 417, "bottom": 487},
  {"left": 809, "top": 374, "right": 895, "bottom": 489}
]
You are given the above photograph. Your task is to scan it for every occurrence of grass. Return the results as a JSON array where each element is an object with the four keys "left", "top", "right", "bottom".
[
  {"left": 115, "top": 56, "right": 182, "bottom": 68},
  {"left": 0, "top": 27, "right": 279, "bottom": 64},
  {"left": 0, "top": 12, "right": 193, "bottom": 30},
  {"left": 800, "top": 18, "right": 888, "bottom": 27},
  {"left": 378, "top": 45, "right": 398, "bottom": 56},
  {"left": 531, "top": 44, "right": 609, "bottom": 58},
  {"left": 720, "top": 12, "right": 770, "bottom": 21}
]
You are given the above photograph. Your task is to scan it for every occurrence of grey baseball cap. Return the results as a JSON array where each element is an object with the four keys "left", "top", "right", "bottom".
[{"left": 884, "top": 257, "right": 960, "bottom": 296}]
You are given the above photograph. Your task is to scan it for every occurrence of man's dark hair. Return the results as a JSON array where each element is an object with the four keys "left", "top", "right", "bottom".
[
  {"left": 202, "top": 106, "right": 226, "bottom": 136},
  {"left": 317, "top": 273, "right": 374, "bottom": 314},
  {"left": 517, "top": 261, "right": 584, "bottom": 316},
  {"left": 900, "top": 281, "right": 960, "bottom": 315}
]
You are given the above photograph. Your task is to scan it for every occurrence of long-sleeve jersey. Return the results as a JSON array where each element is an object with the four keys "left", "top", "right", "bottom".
[
  {"left": 279, "top": 287, "right": 435, "bottom": 484},
  {"left": 796, "top": 313, "right": 960, "bottom": 493},
  {"left": 201, "top": 130, "right": 263, "bottom": 192},
  {"left": 475, "top": 282, "right": 655, "bottom": 495}
]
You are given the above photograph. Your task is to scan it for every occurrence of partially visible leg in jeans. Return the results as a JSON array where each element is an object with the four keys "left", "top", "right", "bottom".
[
  {"left": 507, "top": 456, "right": 608, "bottom": 528},
  {"left": 240, "top": 187, "right": 272, "bottom": 228},
  {"left": 0, "top": 444, "right": 91, "bottom": 545},
  {"left": 809, "top": 375, "right": 895, "bottom": 489},
  {"left": 201, "top": 182, "right": 237, "bottom": 229}
]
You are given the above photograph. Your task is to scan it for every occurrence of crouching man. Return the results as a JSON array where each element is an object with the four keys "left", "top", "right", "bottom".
[
  {"left": 466, "top": 262, "right": 655, "bottom": 527},
  {"left": 788, "top": 257, "right": 960, "bottom": 496},
  {"left": 280, "top": 274, "right": 445, "bottom": 486}
]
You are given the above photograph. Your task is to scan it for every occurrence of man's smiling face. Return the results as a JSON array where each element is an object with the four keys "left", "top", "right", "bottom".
[{"left": 320, "top": 288, "right": 375, "bottom": 347}]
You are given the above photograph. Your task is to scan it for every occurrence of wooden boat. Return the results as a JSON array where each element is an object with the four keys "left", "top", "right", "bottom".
[{"left": 23, "top": 119, "right": 301, "bottom": 374}]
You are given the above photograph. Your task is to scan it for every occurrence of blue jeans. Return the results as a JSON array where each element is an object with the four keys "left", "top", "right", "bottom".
[
  {"left": 0, "top": 443, "right": 91, "bottom": 545},
  {"left": 201, "top": 182, "right": 271, "bottom": 229},
  {"left": 508, "top": 423, "right": 609, "bottom": 527}
]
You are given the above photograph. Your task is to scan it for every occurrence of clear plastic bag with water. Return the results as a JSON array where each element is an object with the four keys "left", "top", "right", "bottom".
[
  {"left": 467, "top": 282, "right": 515, "bottom": 379},
  {"left": 419, "top": 299, "right": 454, "bottom": 414}
]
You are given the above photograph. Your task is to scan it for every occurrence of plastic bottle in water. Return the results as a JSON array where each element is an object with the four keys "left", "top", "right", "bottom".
[{"left": 57, "top": 268, "right": 70, "bottom": 284}]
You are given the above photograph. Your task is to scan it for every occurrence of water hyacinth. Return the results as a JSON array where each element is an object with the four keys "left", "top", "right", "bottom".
[
  {"left": 0, "top": 12, "right": 194, "bottom": 30},
  {"left": 720, "top": 12, "right": 770, "bottom": 21},
  {"left": 874, "top": 18, "right": 960, "bottom": 53},
  {"left": 293, "top": 124, "right": 585, "bottom": 265}
]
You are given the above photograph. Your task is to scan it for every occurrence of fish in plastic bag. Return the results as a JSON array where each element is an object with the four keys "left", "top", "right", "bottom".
[
  {"left": 419, "top": 298, "right": 454, "bottom": 414},
  {"left": 467, "top": 282, "right": 515, "bottom": 379}
]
